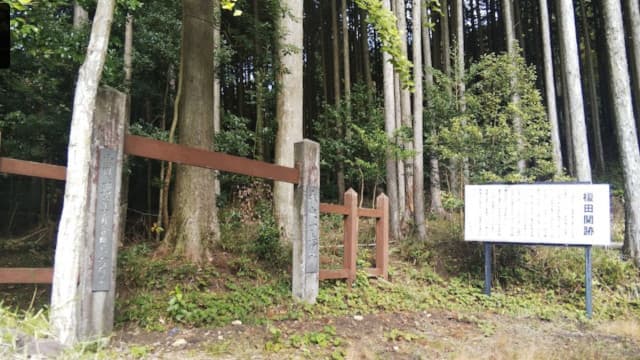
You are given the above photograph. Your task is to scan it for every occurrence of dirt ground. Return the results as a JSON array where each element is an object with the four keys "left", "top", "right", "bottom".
[{"left": 110, "top": 310, "right": 640, "bottom": 359}]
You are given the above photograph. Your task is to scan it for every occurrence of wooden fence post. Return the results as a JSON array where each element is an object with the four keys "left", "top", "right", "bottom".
[
  {"left": 375, "top": 193, "right": 389, "bottom": 280},
  {"left": 293, "top": 139, "right": 320, "bottom": 303},
  {"left": 344, "top": 189, "right": 358, "bottom": 286}
]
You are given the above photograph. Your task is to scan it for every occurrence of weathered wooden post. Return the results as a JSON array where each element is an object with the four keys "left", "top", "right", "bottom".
[
  {"left": 344, "top": 189, "right": 358, "bottom": 286},
  {"left": 375, "top": 193, "right": 389, "bottom": 280},
  {"left": 51, "top": 87, "right": 126, "bottom": 344},
  {"left": 293, "top": 139, "right": 320, "bottom": 303}
]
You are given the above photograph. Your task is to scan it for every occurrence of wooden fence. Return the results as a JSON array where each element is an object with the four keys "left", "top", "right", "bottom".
[
  {"left": 0, "top": 87, "right": 322, "bottom": 343},
  {"left": 0, "top": 134, "right": 309, "bottom": 284},
  {"left": 0, "top": 158, "right": 65, "bottom": 284},
  {"left": 319, "top": 188, "right": 389, "bottom": 286}
]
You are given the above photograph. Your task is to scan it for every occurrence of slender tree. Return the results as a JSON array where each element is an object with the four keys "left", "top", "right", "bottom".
[
  {"left": 51, "top": 0, "right": 116, "bottom": 345},
  {"left": 539, "top": 0, "right": 563, "bottom": 174},
  {"left": 396, "top": 0, "right": 414, "bottom": 221},
  {"left": 557, "top": 0, "right": 592, "bottom": 182},
  {"left": 332, "top": 0, "right": 346, "bottom": 200},
  {"left": 274, "top": 0, "right": 304, "bottom": 243},
  {"left": 579, "top": 0, "right": 605, "bottom": 174},
  {"left": 382, "top": 0, "right": 401, "bottom": 239},
  {"left": 603, "top": 0, "right": 640, "bottom": 266},
  {"left": 503, "top": 0, "right": 525, "bottom": 173},
  {"left": 423, "top": 2, "right": 445, "bottom": 215},
  {"left": 625, "top": 0, "right": 640, "bottom": 118},
  {"left": 413, "top": 0, "right": 426, "bottom": 240}
]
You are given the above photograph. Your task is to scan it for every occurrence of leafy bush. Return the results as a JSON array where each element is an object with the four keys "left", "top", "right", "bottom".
[{"left": 429, "top": 51, "right": 555, "bottom": 185}]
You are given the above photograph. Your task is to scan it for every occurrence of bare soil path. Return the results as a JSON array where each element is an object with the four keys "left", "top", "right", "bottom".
[{"left": 110, "top": 309, "right": 640, "bottom": 359}]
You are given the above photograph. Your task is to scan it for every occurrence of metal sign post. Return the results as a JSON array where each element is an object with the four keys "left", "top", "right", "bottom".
[
  {"left": 467, "top": 184, "right": 610, "bottom": 319},
  {"left": 482, "top": 242, "right": 594, "bottom": 318}
]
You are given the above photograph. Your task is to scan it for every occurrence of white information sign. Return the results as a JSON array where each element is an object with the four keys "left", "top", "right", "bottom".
[{"left": 464, "top": 184, "right": 610, "bottom": 245}]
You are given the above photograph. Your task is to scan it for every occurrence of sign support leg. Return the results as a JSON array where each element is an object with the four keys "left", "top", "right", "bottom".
[
  {"left": 484, "top": 242, "right": 492, "bottom": 296},
  {"left": 585, "top": 245, "right": 592, "bottom": 318}
]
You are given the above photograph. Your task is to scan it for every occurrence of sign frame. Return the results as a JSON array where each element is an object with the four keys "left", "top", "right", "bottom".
[{"left": 464, "top": 183, "right": 612, "bottom": 318}]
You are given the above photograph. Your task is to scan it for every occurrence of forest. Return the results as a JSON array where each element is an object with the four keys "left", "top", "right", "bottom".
[{"left": 1, "top": 0, "right": 640, "bottom": 358}]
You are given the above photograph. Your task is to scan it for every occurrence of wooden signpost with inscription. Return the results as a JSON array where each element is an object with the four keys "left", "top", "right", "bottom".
[
  {"left": 465, "top": 184, "right": 611, "bottom": 318},
  {"left": 81, "top": 87, "right": 127, "bottom": 339}
]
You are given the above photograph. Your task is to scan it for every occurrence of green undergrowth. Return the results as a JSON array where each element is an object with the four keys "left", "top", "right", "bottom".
[{"left": 115, "top": 241, "right": 640, "bottom": 334}]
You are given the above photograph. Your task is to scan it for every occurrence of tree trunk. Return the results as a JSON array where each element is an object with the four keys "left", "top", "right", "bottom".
[
  {"left": 603, "top": 0, "right": 640, "bottom": 266},
  {"left": 120, "top": 12, "right": 133, "bottom": 245},
  {"left": 539, "top": 0, "right": 563, "bottom": 175},
  {"left": 423, "top": 2, "right": 445, "bottom": 216},
  {"left": 360, "top": 7, "right": 373, "bottom": 89},
  {"left": 51, "top": 0, "right": 116, "bottom": 345},
  {"left": 396, "top": 0, "right": 414, "bottom": 221},
  {"left": 339, "top": 0, "right": 351, "bottom": 200},
  {"left": 254, "top": 0, "right": 264, "bottom": 161},
  {"left": 332, "top": 0, "right": 341, "bottom": 104},
  {"left": 73, "top": 1, "right": 88, "bottom": 28},
  {"left": 394, "top": 72, "right": 406, "bottom": 224},
  {"left": 503, "top": 0, "right": 526, "bottom": 173},
  {"left": 213, "top": 0, "right": 221, "bottom": 195},
  {"left": 164, "top": 0, "right": 219, "bottom": 263},
  {"left": 332, "top": 0, "right": 346, "bottom": 201},
  {"left": 625, "top": 0, "right": 640, "bottom": 122},
  {"left": 412, "top": 0, "right": 426, "bottom": 240},
  {"left": 274, "top": 0, "right": 304, "bottom": 244},
  {"left": 579, "top": 0, "right": 605, "bottom": 174},
  {"left": 383, "top": 0, "right": 401, "bottom": 240},
  {"left": 557, "top": 0, "right": 592, "bottom": 182}
]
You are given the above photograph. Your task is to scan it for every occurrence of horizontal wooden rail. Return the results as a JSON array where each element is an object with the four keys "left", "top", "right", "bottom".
[
  {"left": 320, "top": 203, "right": 383, "bottom": 218},
  {"left": 124, "top": 135, "right": 300, "bottom": 184},
  {"left": 0, "top": 268, "right": 53, "bottom": 284},
  {"left": 319, "top": 269, "right": 349, "bottom": 280},
  {"left": 0, "top": 157, "right": 66, "bottom": 181},
  {"left": 320, "top": 203, "right": 349, "bottom": 215},
  {"left": 357, "top": 208, "right": 383, "bottom": 218}
]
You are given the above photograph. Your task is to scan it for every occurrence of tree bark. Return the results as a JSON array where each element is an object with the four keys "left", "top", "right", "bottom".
[
  {"left": 539, "top": 0, "right": 563, "bottom": 175},
  {"left": 412, "top": 0, "right": 426, "bottom": 240},
  {"left": 625, "top": 0, "right": 640, "bottom": 122},
  {"left": 557, "top": 0, "right": 592, "bottom": 182},
  {"left": 423, "top": 2, "right": 445, "bottom": 215},
  {"left": 579, "top": 0, "right": 605, "bottom": 174},
  {"left": 383, "top": 0, "right": 401, "bottom": 240},
  {"left": 332, "top": 0, "right": 346, "bottom": 201},
  {"left": 274, "top": 0, "right": 304, "bottom": 243},
  {"left": 73, "top": 1, "right": 88, "bottom": 28},
  {"left": 332, "top": 0, "right": 341, "bottom": 104},
  {"left": 164, "top": 0, "right": 219, "bottom": 263},
  {"left": 503, "top": 0, "right": 526, "bottom": 173},
  {"left": 359, "top": 7, "right": 373, "bottom": 89},
  {"left": 396, "top": 0, "right": 414, "bottom": 221},
  {"left": 603, "top": 0, "right": 640, "bottom": 266},
  {"left": 51, "top": 0, "right": 116, "bottom": 345},
  {"left": 213, "top": 0, "right": 221, "bottom": 195}
]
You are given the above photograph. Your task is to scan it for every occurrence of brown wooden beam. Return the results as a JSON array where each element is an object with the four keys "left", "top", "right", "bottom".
[
  {"left": 124, "top": 135, "right": 299, "bottom": 184},
  {"left": 319, "top": 269, "right": 349, "bottom": 280},
  {"left": 0, "top": 268, "right": 53, "bottom": 284},
  {"left": 320, "top": 203, "right": 349, "bottom": 215},
  {"left": 357, "top": 208, "right": 383, "bottom": 218},
  {"left": 0, "top": 158, "right": 66, "bottom": 181}
]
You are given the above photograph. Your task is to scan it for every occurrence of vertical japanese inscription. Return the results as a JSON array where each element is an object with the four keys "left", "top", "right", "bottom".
[
  {"left": 92, "top": 148, "right": 117, "bottom": 292},
  {"left": 304, "top": 185, "right": 320, "bottom": 273}
]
